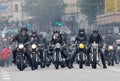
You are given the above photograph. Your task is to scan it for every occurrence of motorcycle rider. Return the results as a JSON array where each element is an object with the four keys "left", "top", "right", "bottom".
[
  {"left": 104, "top": 32, "right": 115, "bottom": 56},
  {"left": 60, "top": 31, "right": 68, "bottom": 44},
  {"left": 51, "top": 30, "right": 69, "bottom": 67},
  {"left": 105, "top": 31, "right": 115, "bottom": 45},
  {"left": 68, "top": 28, "right": 88, "bottom": 68},
  {"left": 30, "top": 31, "right": 40, "bottom": 43},
  {"left": 12, "top": 27, "right": 34, "bottom": 70},
  {"left": 88, "top": 29, "right": 107, "bottom": 68}
]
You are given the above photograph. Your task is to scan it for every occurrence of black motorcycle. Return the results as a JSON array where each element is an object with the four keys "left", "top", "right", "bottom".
[
  {"left": 38, "top": 44, "right": 46, "bottom": 68},
  {"left": 106, "top": 45, "right": 115, "bottom": 66},
  {"left": 15, "top": 43, "right": 28, "bottom": 71},
  {"left": 115, "top": 44, "right": 120, "bottom": 64},
  {"left": 53, "top": 43, "right": 66, "bottom": 69},
  {"left": 76, "top": 43, "right": 87, "bottom": 68},
  {"left": 30, "top": 43, "right": 40, "bottom": 69}
]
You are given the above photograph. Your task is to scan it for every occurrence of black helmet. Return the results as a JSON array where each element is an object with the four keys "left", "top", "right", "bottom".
[
  {"left": 54, "top": 30, "right": 59, "bottom": 34},
  {"left": 21, "top": 27, "right": 27, "bottom": 32},
  {"left": 92, "top": 29, "right": 98, "bottom": 33},
  {"left": 32, "top": 30, "right": 37, "bottom": 34},
  {"left": 79, "top": 28, "right": 85, "bottom": 32}
]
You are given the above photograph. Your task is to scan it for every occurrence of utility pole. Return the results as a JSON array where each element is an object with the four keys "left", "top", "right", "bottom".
[
  {"left": 11, "top": 0, "right": 13, "bottom": 17},
  {"left": 21, "top": 0, "right": 23, "bottom": 21}
]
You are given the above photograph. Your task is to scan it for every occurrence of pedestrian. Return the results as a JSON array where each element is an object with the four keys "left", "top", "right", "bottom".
[{"left": 0, "top": 46, "right": 12, "bottom": 67}]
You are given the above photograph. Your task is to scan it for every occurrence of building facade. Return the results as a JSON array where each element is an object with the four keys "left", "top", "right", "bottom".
[
  {"left": 64, "top": 0, "right": 79, "bottom": 14},
  {"left": 0, "top": 0, "right": 22, "bottom": 22},
  {"left": 63, "top": 0, "right": 89, "bottom": 34},
  {"left": 97, "top": 0, "right": 120, "bottom": 35}
]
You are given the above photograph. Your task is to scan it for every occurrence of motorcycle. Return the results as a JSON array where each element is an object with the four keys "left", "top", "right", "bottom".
[
  {"left": 38, "top": 44, "right": 46, "bottom": 68},
  {"left": 15, "top": 43, "right": 28, "bottom": 71},
  {"left": 53, "top": 43, "right": 66, "bottom": 69},
  {"left": 106, "top": 45, "right": 115, "bottom": 66},
  {"left": 115, "top": 40, "right": 120, "bottom": 64},
  {"left": 76, "top": 43, "right": 87, "bottom": 68},
  {"left": 29, "top": 43, "right": 40, "bottom": 69},
  {"left": 90, "top": 42, "right": 100, "bottom": 69}
]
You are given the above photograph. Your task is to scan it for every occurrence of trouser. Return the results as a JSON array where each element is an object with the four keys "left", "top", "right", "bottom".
[
  {"left": 69, "top": 46, "right": 89, "bottom": 66},
  {"left": 88, "top": 47, "right": 106, "bottom": 67},
  {"left": 61, "top": 48, "right": 69, "bottom": 59}
]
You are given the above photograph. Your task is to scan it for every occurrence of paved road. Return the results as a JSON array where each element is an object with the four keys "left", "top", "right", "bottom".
[{"left": 0, "top": 64, "right": 120, "bottom": 81}]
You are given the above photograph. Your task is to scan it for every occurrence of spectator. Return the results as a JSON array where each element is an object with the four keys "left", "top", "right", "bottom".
[{"left": 0, "top": 46, "right": 12, "bottom": 67}]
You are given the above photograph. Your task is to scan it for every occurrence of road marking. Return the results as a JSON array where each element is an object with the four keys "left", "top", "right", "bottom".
[
  {"left": 2, "top": 77, "right": 11, "bottom": 80},
  {"left": 108, "top": 67, "right": 120, "bottom": 72},
  {"left": 2, "top": 75, "right": 10, "bottom": 77},
  {"left": 0, "top": 70, "right": 11, "bottom": 81}
]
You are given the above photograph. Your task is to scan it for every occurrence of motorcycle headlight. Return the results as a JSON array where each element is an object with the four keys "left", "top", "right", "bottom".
[
  {"left": 55, "top": 43, "right": 61, "bottom": 48},
  {"left": 108, "top": 45, "right": 113, "bottom": 50},
  {"left": 31, "top": 44, "right": 37, "bottom": 49},
  {"left": 79, "top": 43, "right": 84, "bottom": 49},
  {"left": 18, "top": 44, "right": 24, "bottom": 49},
  {"left": 92, "top": 43, "right": 98, "bottom": 49}
]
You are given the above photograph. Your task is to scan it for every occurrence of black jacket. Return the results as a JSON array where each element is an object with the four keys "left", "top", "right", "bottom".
[
  {"left": 88, "top": 33, "right": 103, "bottom": 45},
  {"left": 75, "top": 33, "right": 87, "bottom": 44},
  {"left": 51, "top": 34, "right": 63, "bottom": 45},
  {"left": 105, "top": 35, "right": 115, "bottom": 45},
  {"left": 12, "top": 33, "right": 30, "bottom": 44},
  {"left": 30, "top": 35, "right": 40, "bottom": 44}
]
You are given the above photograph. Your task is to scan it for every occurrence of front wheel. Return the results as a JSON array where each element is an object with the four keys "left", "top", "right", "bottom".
[
  {"left": 92, "top": 51, "right": 97, "bottom": 69},
  {"left": 54, "top": 52, "right": 59, "bottom": 69},
  {"left": 31, "top": 53, "right": 38, "bottom": 70},
  {"left": 17, "top": 55, "right": 24, "bottom": 71},
  {"left": 111, "top": 52, "right": 115, "bottom": 66},
  {"left": 79, "top": 52, "right": 83, "bottom": 69}
]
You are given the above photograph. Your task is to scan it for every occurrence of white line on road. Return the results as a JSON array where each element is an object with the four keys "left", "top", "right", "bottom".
[
  {"left": 1, "top": 70, "right": 11, "bottom": 81},
  {"left": 2, "top": 77, "right": 11, "bottom": 80},
  {"left": 108, "top": 67, "right": 120, "bottom": 72},
  {"left": 2, "top": 75, "right": 10, "bottom": 77}
]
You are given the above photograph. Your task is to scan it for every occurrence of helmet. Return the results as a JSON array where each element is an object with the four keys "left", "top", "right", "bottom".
[
  {"left": 21, "top": 27, "right": 27, "bottom": 32},
  {"left": 92, "top": 29, "right": 98, "bottom": 33},
  {"left": 54, "top": 30, "right": 59, "bottom": 34},
  {"left": 79, "top": 28, "right": 85, "bottom": 32},
  {"left": 32, "top": 30, "right": 37, "bottom": 34}
]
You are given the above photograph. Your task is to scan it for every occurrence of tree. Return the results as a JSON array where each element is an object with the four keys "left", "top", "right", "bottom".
[
  {"left": 78, "top": 0, "right": 104, "bottom": 25},
  {"left": 25, "top": 0, "right": 65, "bottom": 27}
]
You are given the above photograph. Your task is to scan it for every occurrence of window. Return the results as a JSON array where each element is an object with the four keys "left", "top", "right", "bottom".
[{"left": 15, "top": 4, "right": 18, "bottom": 12}]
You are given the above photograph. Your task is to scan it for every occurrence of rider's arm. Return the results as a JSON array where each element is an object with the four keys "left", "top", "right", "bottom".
[{"left": 11, "top": 34, "right": 18, "bottom": 43}]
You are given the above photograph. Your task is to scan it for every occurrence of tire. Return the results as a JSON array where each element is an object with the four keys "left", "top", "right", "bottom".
[
  {"left": 46, "top": 58, "right": 51, "bottom": 67},
  {"left": 55, "top": 51, "right": 59, "bottom": 69},
  {"left": 115, "top": 51, "right": 120, "bottom": 64},
  {"left": 17, "top": 55, "right": 24, "bottom": 71},
  {"left": 107, "top": 53, "right": 111, "bottom": 66},
  {"left": 60, "top": 60, "right": 66, "bottom": 68},
  {"left": 32, "top": 53, "right": 38, "bottom": 69},
  {"left": 79, "top": 52, "right": 83, "bottom": 69},
  {"left": 40, "top": 53, "right": 46, "bottom": 68},
  {"left": 92, "top": 51, "right": 97, "bottom": 69},
  {"left": 111, "top": 52, "right": 114, "bottom": 66}
]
